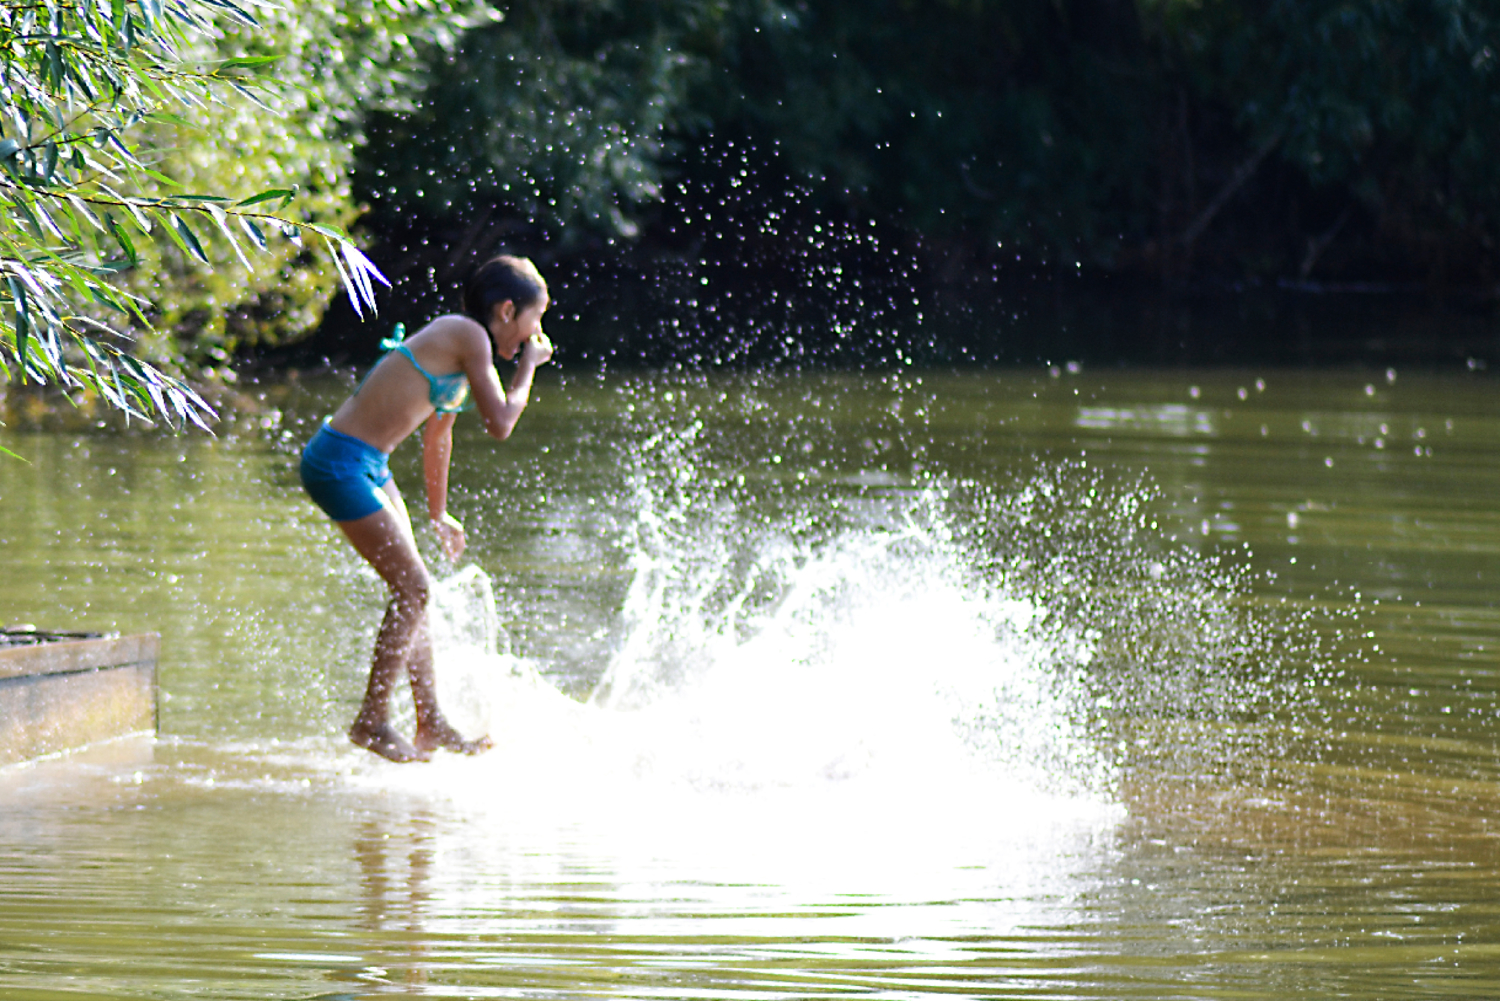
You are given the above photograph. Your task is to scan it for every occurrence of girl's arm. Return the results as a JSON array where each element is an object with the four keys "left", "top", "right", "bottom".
[
  {"left": 422, "top": 411, "right": 465, "bottom": 561},
  {"left": 465, "top": 329, "right": 554, "bottom": 442}
]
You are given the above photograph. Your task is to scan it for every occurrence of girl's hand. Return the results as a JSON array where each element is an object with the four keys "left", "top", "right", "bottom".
[
  {"left": 432, "top": 512, "right": 466, "bottom": 562},
  {"left": 519, "top": 331, "right": 554, "bottom": 367}
]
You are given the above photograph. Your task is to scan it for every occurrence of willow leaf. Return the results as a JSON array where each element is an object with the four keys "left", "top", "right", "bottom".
[
  {"left": 106, "top": 213, "right": 138, "bottom": 263},
  {"left": 208, "top": 205, "right": 250, "bottom": 269},
  {"left": 226, "top": 80, "right": 272, "bottom": 111},
  {"left": 169, "top": 212, "right": 209, "bottom": 263},
  {"left": 14, "top": 198, "right": 46, "bottom": 239},
  {"left": 8, "top": 277, "right": 31, "bottom": 374},
  {"left": 327, "top": 238, "right": 363, "bottom": 319},
  {"left": 216, "top": 54, "right": 278, "bottom": 69},
  {"left": 199, "top": 1, "right": 259, "bottom": 30},
  {"left": 234, "top": 187, "right": 294, "bottom": 207},
  {"left": 236, "top": 214, "right": 266, "bottom": 250}
]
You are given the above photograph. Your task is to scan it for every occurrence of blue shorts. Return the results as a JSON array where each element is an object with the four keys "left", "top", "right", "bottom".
[{"left": 299, "top": 423, "right": 393, "bottom": 522}]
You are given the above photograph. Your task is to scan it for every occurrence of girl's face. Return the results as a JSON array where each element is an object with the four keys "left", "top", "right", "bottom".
[{"left": 488, "top": 295, "right": 549, "bottom": 360}]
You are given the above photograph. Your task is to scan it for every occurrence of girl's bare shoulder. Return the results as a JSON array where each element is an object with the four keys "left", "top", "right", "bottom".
[
  {"left": 412, "top": 313, "right": 487, "bottom": 343},
  {"left": 409, "top": 314, "right": 490, "bottom": 361}
]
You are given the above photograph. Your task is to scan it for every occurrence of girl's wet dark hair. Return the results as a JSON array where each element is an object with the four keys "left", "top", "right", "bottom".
[{"left": 462, "top": 255, "right": 547, "bottom": 325}]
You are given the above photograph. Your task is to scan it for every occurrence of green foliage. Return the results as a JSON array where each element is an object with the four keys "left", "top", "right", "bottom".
[
  {"left": 717, "top": 0, "right": 1500, "bottom": 275},
  {"left": 0, "top": 0, "right": 389, "bottom": 427},
  {"left": 363, "top": 0, "right": 1161, "bottom": 261},
  {"left": 121, "top": 0, "right": 498, "bottom": 373},
  {"left": 359, "top": 0, "right": 732, "bottom": 240},
  {"left": 12, "top": 0, "right": 1490, "bottom": 405},
  {"left": 680, "top": 0, "right": 1158, "bottom": 259},
  {"left": 1146, "top": 0, "right": 1500, "bottom": 244}
]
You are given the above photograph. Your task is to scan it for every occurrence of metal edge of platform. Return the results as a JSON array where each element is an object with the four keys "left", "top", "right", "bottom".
[
  {"left": 0, "top": 633, "right": 160, "bottom": 765},
  {"left": 0, "top": 633, "right": 159, "bottom": 680}
]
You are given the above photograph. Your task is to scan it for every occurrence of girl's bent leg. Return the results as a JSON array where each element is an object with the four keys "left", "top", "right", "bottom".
[
  {"left": 337, "top": 490, "right": 433, "bottom": 763},
  {"left": 338, "top": 480, "right": 491, "bottom": 761},
  {"left": 350, "top": 595, "right": 429, "bottom": 762}
]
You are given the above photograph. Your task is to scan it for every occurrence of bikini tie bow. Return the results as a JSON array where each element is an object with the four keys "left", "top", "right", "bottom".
[{"left": 378, "top": 322, "right": 406, "bottom": 352}]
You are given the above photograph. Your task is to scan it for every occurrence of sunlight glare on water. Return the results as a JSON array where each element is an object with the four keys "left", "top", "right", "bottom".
[{"left": 395, "top": 463, "right": 1130, "bottom": 841}]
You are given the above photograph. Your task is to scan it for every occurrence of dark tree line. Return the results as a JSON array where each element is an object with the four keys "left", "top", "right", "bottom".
[{"left": 297, "top": 0, "right": 1500, "bottom": 365}]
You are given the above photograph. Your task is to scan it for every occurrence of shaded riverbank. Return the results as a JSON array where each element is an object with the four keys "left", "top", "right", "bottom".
[{"left": 293, "top": 245, "right": 1500, "bottom": 373}]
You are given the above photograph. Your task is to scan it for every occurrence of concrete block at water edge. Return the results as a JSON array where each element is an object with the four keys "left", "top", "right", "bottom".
[{"left": 0, "top": 634, "right": 159, "bottom": 765}]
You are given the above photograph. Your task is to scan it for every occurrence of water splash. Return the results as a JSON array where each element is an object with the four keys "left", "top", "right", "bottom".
[
  {"left": 580, "top": 454, "right": 1107, "bottom": 796},
  {"left": 415, "top": 412, "right": 1303, "bottom": 817},
  {"left": 426, "top": 565, "right": 576, "bottom": 747}
]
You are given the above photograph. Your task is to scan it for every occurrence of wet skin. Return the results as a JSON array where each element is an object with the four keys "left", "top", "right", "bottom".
[{"left": 332, "top": 297, "right": 554, "bottom": 762}]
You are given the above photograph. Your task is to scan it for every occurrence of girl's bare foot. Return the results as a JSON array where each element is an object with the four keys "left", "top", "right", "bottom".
[
  {"left": 414, "top": 721, "right": 494, "bottom": 756},
  {"left": 349, "top": 720, "right": 432, "bottom": 763}
]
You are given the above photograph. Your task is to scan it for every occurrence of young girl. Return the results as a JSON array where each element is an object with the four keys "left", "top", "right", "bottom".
[{"left": 299, "top": 255, "right": 554, "bottom": 762}]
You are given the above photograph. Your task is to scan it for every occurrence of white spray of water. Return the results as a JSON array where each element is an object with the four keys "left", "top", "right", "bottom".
[
  {"left": 371, "top": 419, "right": 1292, "bottom": 861},
  {"left": 426, "top": 564, "right": 585, "bottom": 756},
  {"left": 589, "top": 522, "right": 1111, "bottom": 796},
  {"left": 418, "top": 489, "right": 1119, "bottom": 813}
]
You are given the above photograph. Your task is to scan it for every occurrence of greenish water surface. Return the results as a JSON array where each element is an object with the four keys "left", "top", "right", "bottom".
[{"left": 1, "top": 366, "right": 1498, "bottom": 999}]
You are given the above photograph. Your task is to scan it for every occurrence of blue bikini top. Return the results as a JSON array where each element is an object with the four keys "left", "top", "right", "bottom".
[{"left": 376, "top": 323, "right": 473, "bottom": 414}]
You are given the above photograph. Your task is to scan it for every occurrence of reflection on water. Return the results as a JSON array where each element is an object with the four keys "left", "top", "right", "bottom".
[{"left": 2, "top": 368, "right": 1500, "bottom": 998}]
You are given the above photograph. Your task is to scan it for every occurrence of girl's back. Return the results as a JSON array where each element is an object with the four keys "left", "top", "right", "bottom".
[{"left": 330, "top": 316, "right": 485, "bottom": 453}]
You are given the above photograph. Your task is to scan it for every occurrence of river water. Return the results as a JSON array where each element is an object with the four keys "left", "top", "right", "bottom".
[{"left": 1, "top": 366, "right": 1498, "bottom": 999}]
